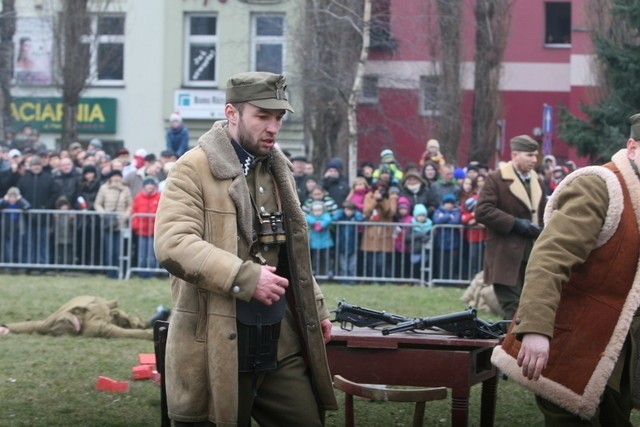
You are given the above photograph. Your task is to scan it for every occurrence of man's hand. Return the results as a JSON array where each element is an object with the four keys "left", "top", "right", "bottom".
[
  {"left": 252, "top": 265, "right": 289, "bottom": 306},
  {"left": 321, "top": 318, "right": 332, "bottom": 343},
  {"left": 0, "top": 326, "right": 10, "bottom": 335},
  {"left": 517, "top": 333, "right": 549, "bottom": 381}
]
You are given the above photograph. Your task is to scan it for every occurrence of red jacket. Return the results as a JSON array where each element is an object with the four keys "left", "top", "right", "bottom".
[{"left": 132, "top": 190, "right": 160, "bottom": 236}]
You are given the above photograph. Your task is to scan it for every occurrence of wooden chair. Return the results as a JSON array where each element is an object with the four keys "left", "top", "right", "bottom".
[{"left": 333, "top": 375, "right": 447, "bottom": 427}]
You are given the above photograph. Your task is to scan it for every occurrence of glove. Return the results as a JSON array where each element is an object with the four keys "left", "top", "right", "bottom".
[
  {"left": 313, "top": 222, "right": 323, "bottom": 232},
  {"left": 512, "top": 218, "right": 542, "bottom": 238}
]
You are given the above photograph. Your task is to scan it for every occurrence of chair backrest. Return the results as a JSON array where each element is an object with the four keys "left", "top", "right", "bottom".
[{"left": 333, "top": 375, "right": 447, "bottom": 427}]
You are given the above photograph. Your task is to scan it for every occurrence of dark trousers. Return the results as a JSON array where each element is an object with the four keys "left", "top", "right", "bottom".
[
  {"left": 174, "top": 354, "right": 322, "bottom": 427},
  {"left": 493, "top": 259, "right": 526, "bottom": 319}
]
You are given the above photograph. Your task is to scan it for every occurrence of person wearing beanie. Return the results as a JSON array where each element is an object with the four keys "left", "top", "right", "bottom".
[
  {"left": 132, "top": 175, "right": 161, "bottom": 278},
  {"left": 17, "top": 153, "right": 59, "bottom": 265},
  {"left": 361, "top": 181, "right": 398, "bottom": 277},
  {"left": 53, "top": 196, "right": 76, "bottom": 264},
  {"left": 475, "top": 134, "right": 546, "bottom": 320},
  {"left": 400, "top": 170, "right": 429, "bottom": 209},
  {"left": 95, "top": 165, "right": 132, "bottom": 278},
  {"left": 357, "top": 160, "right": 375, "bottom": 185},
  {"left": 432, "top": 192, "right": 462, "bottom": 280},
  {"left": 461, "top": 192, "right": 487, "bottom": 279},
  {"left": 420, "top": 138, "right": 446, "bottom": 167},
  {"left": 166, "top": 111, "right": 190, "bottom": 157},
  {"left": 53, "top": 157, "right": 82, "bottom": 205},
  {"left": 393, "top": 196, "right": 414, "bottom": 278},
  {"left": 305, "top": 199, "right": 334, "bottom": 277},
  {"left": 332, "top": 199, "right": 365, "bottom": 284},
  {"left": 453, "top": 167, "right": 466, "bottom": 184},
  {"left": 88, "top": 138, "right": 102, "bottom": 153},
  {"left": 0, "top": 186, "right": 31, "bottom": 263},
  {"left": 372, "top": 148, "right": 403, "bottom": 184},
  {"left": 321, "top": 157, "right": 349, "bottom": 206},
  {"left": 408, "top": 203, "right": 433, "bottom": 278},
  {"left": 427, "top": 164, "right": 460, "bottom": 216}
]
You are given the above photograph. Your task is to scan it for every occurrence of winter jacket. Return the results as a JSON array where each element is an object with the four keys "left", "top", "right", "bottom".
[
  {"left": 166, "top": 124, "right": 190, "bottom": 157},
  {"left": 131, "top": 190, "right": 160, "bottom": 236},
  {"left": 154, "top": 120, "right": 337, "bottom": 426}
]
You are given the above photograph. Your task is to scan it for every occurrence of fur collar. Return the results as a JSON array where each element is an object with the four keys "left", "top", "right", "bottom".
[
  {"left": 543, "top": 161, "right": 623, "bottom": 248},
  {"left": 499, "top": 162, "right": 543, "bottom": 224},
  {"left": 196, "top": 121, "right": 300, "bottom": 246}
]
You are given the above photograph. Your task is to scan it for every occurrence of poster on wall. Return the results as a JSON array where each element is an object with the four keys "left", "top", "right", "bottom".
[{"left": 14, "top": 16, "right": 54, "bottom": 86}]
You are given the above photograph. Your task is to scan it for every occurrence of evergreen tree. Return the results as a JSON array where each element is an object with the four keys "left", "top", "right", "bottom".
[{"left": 559, "top": 0, "right": 640, "bottom": 164}]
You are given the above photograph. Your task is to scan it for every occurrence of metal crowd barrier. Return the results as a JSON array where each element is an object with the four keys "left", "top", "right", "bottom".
[{"left": 0, "top": 210, "right": 486, "bottom": 286}]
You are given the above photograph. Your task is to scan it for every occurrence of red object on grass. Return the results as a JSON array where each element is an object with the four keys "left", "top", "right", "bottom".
[
  {"left": 138, "top": 353, "right": 156, "bottom": 365},
  {"left": 132, "top": 364, "right": 155, "bottom": 380},
  {"left": 95, "top": 376, "right": 129, "bottom": 393}
]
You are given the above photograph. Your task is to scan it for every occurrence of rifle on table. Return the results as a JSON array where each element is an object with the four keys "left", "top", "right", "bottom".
[{"left": 330, "top": 301, "right": 509, "bottom": 339}]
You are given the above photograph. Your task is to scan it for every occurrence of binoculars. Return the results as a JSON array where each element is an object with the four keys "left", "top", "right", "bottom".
[{"left": 258, "top": 212, "right": 286, "bottom": 245}]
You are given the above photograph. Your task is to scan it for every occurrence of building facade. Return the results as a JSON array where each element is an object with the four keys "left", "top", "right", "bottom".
[
  {"left": 357, "top": 0, "right": 596, "bottom": 168},
  {"left": 9, "top": 0, "right": 304, "bottom": 156}
]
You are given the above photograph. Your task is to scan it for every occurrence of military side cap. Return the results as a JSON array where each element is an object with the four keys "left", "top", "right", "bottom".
[
  {"left": 226, "top": 72, "right": 294, "bottom": 113},
  {"left": 510, "top": 135, "right": 539, "bottom": 152},
  {"left": 630, "top": 113, "right": 640, "bottom": 140}
]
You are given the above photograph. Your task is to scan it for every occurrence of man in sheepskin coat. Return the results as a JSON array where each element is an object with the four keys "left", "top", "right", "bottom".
[
  {"left": 475, "top": 135, "right": 546, "bottom": 319},
  {"left": 154, "top": 72, "right": 336, "bottom": 427},
  {"left": 491, "top": 113, "right": 640, "bottom": 424}
]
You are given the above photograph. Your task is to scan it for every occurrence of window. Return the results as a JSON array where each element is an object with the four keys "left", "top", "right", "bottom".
[
  {"left": 82, "top": 15, "right": 125, "bottom": 85},
  {"left": 370, "top": 0, "right": 396, "bottom": 51},
  {"left": 420, "top": 75, "right": 441, "bottom": 116},
  {"left": 545, "top": 2, "right": 571, "bottom": 46},
  {"left": 252, "top": 14, "right": 285, "bottom": 74},
  {"left": 359, "top": 75, "right": 379, "bottom": 103},
  {"left": 184, "top": 14, "right": 217, "bottom": 87}
]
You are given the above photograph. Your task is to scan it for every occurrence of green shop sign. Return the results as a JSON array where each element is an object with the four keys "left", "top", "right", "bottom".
[{"left": 11, "top": 97, "right": 117, "bottom": 133}]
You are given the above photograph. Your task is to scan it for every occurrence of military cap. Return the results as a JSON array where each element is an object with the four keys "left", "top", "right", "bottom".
[
  {"left": 629, "top": 113, "right": 640, "bottom": 140},
  {"left": 226, "top": 72, "right": 294, "bottom": 113},
  {"left": 510, "top": 135, "right": 539, "bottom": 152}
]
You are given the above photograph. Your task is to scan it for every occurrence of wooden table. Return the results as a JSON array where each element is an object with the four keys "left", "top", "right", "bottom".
[{"left": 326, "top": 327, "right": 499, "bottom": 427}]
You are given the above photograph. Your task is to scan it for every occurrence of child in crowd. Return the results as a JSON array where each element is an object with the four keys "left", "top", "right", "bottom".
[
  {"left": 131, "top": 176, "right": 161, "bottom": 278},
  {"left": 432, "top": 193, "right": 462, "bottom": 280},
  {"left": 361, "top": 182, "right": 398, "bottom": 278},
  {"left": 306, "top": 200, "right": 334, "bottom": 277},
  {"left": 302, "top": 184, "right": 339, "bottom": 215},
  {"left": 408, "top": 203, "right": 433, "bottom": 278},
  {"left": 345, "top": 176, "right": 369, "bottom": 212},
  {"left": 461, "top": 196, "right": 487, "bottom": 279},
  {"left": 332, "top": 199, "right": 364, "bottom": 284},
  {"left": 372, "top": 149, "right": 404, "bottom": 185},
  {"left": 302, "top": 175, "right": 319, "bottom": 202},
  {"left": 53, "top": 196, "right": 76, "bottom": 265},
  {"left": 393, "top": 197, "right": 413, "bottom": 278},
  {"left": 419, "top": 138, "right": 446, "bottom": 167},
  {"left": 0, "top": 187, "right": 30, "bottom": 263}
]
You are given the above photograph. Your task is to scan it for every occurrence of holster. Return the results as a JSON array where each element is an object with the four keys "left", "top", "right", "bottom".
[{"left": 236, "top": 297, "right": 286, "bottom": 373}]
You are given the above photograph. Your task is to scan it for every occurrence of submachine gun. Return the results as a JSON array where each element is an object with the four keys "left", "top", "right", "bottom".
[{"left": 331, "top": 301, "right": 509, "bottom": 339}]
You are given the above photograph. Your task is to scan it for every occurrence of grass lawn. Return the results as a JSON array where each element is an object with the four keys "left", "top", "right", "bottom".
[{"left": 0, "top": 274, "right": 637, "bottom": 426}]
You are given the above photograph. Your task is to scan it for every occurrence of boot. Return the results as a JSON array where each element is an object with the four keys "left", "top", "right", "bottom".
[{"left": 147, "top": 305, "right": 171, "bottom": 327}]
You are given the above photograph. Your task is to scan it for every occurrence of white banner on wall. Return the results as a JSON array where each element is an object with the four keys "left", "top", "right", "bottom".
[
  {"left": 14, "top": 16, "right": 54, "bottom": 86},
  {"left": 173, "top": 89, "right": 226, "bottom": 120}
]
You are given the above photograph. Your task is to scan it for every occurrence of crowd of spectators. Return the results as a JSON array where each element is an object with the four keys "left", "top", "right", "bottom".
[
  {"left": 0, "top": 120, "right": 182, "bottom": 277},
  {"left": 0, "top": 125, "right": 576, "bottom": 282}
]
